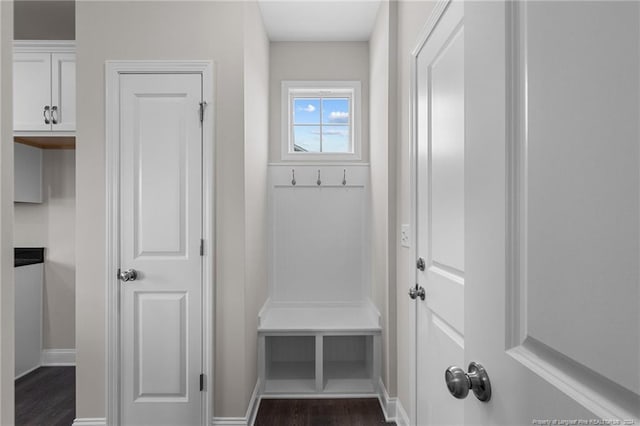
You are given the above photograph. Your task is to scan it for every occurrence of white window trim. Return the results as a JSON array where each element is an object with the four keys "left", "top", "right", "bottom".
[{"left": 281, "top": 80, "right": 362, "bottom": 161}]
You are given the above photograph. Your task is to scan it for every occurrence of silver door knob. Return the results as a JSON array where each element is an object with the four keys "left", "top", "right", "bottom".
[
  {"left": 445, "top": 362, "right": 491, "bottom": 402},
  {"left": 409, "top": 284, "right": 426, "bottom": 301},
  {"left": 119, "top": 268, "right": 138, "bottom": 282}
]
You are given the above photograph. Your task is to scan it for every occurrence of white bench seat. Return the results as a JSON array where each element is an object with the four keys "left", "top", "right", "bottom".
[{"left": 258, "top": 302, "right": 381, "bottom": 334}]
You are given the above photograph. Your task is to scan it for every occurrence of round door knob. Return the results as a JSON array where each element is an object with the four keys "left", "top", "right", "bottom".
[
  {"left": 445, "top": 362, "right": 491, "bottom": 402},
  {"left": 119, "top": 268, "right": 138, "bottom": 282},
  {"left": 409, "top": 284, "right": 426, "bottom": 301}
]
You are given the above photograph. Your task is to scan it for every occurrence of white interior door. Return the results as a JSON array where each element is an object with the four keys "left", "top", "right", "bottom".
[
  {"left": 13, "top": 52, "right": 52, "bottom": 131},
  {"left": 463, "top": 1, "right": 640, "bottom": 424},
  {"left": 414, "top": 1, "right": 465, "bottom": 425},
  {"left": 119, "top": 73, "right": 204, "bottom": 426}
]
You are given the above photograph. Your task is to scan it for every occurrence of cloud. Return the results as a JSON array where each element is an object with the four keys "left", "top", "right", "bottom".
[
  {"left": 311, "top": 129, "right": 349, "bottom": 136},
  {"left": 298, "top": 104, "right": 316, "bottom": 113},
  {"left": 328, "top": 111, "right": 349, "bottom": 123}
]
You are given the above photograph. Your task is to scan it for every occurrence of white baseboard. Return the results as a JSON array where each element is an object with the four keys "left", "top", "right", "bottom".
[
  {"left": 377, "top": 377, "right": 397, "bottom": 422},
  {"left": 211, "top": 419, "right": 247, "bottom": 426},
  {"left": 396, "top": 398, "right": 410, "bottom": 426},
  {"left": 41, "top": 349, "right": 76, "bottom": 366},
  {"left": 15, "top": 365, "right": 41, "bottom": 380},
  {"left": 377, "top": 377, "right": 410, "bottom": 426},
  {"left": 212, "top": 379, "right": 261, "bottom": 426},
  {"left": 72, "top": 418, "right": 106, "bottom": 426}
]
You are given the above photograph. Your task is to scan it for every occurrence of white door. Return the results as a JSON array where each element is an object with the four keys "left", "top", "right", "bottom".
[
  {"left": 414, "top": 1, "right": 465, "bottom": 425},
  {"left": 51, "top": 53, "right": 75, "bottom": 132},
  {"left": 413, "top": 0, "right": 640, "bottom": 424},
  {"left": 119, "top": 73, "right": 204, "bottom": 426},
  {"left": 464, "top": 1, "right": 640, "bottom": 423},
  {"left": 13, "top": 52, "right": 51, "bottom": 131}
]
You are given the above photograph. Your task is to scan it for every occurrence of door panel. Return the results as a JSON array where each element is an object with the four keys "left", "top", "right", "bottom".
[
  {"left": 51, "top": 53, "right": 75, "bottom": 131},
  {"left": 120, "top": 73, "right": 203, "bottom": 426},
  {"left": 523, "top": 1, "right": 639, "bottom": 395},
  {"left": 465, "top": 1, "right": 640, "bottom": 423},
  {"left": 415, "top": 1, "right": 465, "bottom": 425},
  {"left": 134, "top": 292, "right": 188, "bottom": 400},
  {"left": 14, "top": 52, "right": 51, "bottom": 132}
]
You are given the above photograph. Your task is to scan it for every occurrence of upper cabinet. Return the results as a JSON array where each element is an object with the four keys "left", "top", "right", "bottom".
[{"left": 14, "top": 41, "right": 76, "bottom": 135}]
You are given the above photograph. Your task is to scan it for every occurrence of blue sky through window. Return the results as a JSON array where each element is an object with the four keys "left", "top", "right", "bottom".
[{"left": 292, "top": 97, "right": 350, "bottom": 153}]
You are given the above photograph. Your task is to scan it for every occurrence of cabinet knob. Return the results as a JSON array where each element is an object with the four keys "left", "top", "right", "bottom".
[{"left": 51, "top": 106, "right": 58, "bottom": 125}]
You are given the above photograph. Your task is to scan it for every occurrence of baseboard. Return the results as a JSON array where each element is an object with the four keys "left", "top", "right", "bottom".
[
  {"left": 377, "top": 377, "right": 410, "bottom": 426},
  {"left": 212, "top": 379, "right": 261, "bottom": 426},
  {"left": 377, "top": 377, "right": 397, "bottom": 421},
  {"left": 41, "top": 349, "right": 76, "bottom": 366},
  {"left": 211, "top": 419, "right": 247, "bottom": 426},
  {"left": 71, "top": 418, "right": 107, "bottom": 426},
  {"left": 15, "top": 365, "right": 41, "bottom": 380},
  {"left": 396, "top": 398, "right": 410, "bottom": 426}
]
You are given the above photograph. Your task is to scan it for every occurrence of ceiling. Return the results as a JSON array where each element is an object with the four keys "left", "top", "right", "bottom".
[{"left": 258, "top": 0, "right": 382, "bottom": 42}]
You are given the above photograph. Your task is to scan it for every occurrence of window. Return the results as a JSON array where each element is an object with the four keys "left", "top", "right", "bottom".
[{"left": 282, "top": 81, "right": 361, "bottom": 160}]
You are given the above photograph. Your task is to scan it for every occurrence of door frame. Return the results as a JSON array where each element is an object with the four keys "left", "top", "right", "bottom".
[
  {"left": 105, "top": 60, "right": 215, "bottom": 426},
  {"left": 408, "top": 1, "right": 453, "bottom": 424}
]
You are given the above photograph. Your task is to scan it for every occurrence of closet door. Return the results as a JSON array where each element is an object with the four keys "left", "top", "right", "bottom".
[{"left": 14, "top": 52, "right": 52, "bottom": 132}]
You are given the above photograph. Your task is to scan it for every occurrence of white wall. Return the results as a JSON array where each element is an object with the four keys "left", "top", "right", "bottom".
[
  {"left": 76, "top": 1, "right": 268, "bottom": 419},
  {"left": 0, "top": 1, "right": 14, "bottom": 423},
  {"left": 14, "top": 150, "right": 76, "bottom": 350},
  {"left": 243, "top": 1, "right": 270, "bottom": 408},
  {"left": 269, "top": 41, "right": 370, "bottom": 162},
  {"left": 394, "top": 0, "right": 437, "bottom": 414},
  {"left": 369, "top": 0, "right": 398, "bottom": 396}
]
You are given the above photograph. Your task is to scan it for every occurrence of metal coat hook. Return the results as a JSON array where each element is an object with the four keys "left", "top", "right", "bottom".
[
  {"left": 342, "top": 169, "right": 347, "bottom": 186},
  {"left": 291, "top": 169, "right": 296, "bottom": 186},
  {"left": 317, "top": 169, "right": 322, "bottom": 186}
]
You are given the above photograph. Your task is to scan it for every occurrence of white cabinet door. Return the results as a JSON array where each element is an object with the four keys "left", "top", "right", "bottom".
[
  {"left": 464, "top": 1, "right": 639, "bottom": 424},
  {"left": 14, "top": 142, "right": 42, "bottom": 203},
  {"left": 13, "top": 52, "right": 51, "bottom": 132},
  {"left": 119, "top": 73, "right": 203, "bottom": 426},
  {"left": 15, "top": 264, "right": 43, "bottom": 378},
  {"left": 51, "top": 53, "right": 75, "bottom": 132}
]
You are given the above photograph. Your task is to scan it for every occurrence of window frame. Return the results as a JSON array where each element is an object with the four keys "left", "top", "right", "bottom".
[{"left": 281, "top": 80, "right": 362, "bottom": 161}]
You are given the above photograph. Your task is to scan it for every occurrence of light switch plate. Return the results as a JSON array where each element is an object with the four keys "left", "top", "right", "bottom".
[{"left": 401, "top": 224, "right": 410, "bottom": 248}]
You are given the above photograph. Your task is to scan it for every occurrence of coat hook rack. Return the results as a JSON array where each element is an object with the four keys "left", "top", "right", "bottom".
[
  {"left": 291, "top": 169, "right": 296, "bottom": 186},
  {"left": 342, "top": 169, "right": 347, "bottom": 186},
  {"left": 317, "top": 169, "right": 322, "bottom": 186}
]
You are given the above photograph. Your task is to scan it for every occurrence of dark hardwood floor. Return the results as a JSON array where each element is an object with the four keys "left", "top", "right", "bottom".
[
  {"left": 255, "top": 398, "right": 395, "bottom": 426},
  {"left": 15, "top": 366, "right": 75, "bottom": 426}
]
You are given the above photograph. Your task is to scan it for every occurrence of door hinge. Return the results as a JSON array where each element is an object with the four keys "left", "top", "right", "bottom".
[
  {"left": 199, "top": 101, "right": 207, "bottom": 124},
  {"left": 200, "top": 239, "right": 204, "bottom": 256},
  {"left": 199, "top": 373, "right": 205, "bottom": 391}
]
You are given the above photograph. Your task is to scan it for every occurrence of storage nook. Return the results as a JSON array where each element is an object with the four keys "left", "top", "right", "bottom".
[{"left": 258, "top": 165, "right": 381, "bottom": 396}]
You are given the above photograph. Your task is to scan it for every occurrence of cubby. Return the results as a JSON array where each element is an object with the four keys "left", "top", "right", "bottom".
[
  {"left": 264, "top": 336, "right": 316, "bottom": 394},
  {"left": 323, "top": 335, "right": 375, "bottom": 393}
]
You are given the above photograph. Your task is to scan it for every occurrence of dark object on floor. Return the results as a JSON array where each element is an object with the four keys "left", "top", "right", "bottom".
[
  {"left": 16, "top": 366, "right": 75, "bottom": 426},
  {"left": 255, "top": 398, "right": 396, "bottom": 426}
]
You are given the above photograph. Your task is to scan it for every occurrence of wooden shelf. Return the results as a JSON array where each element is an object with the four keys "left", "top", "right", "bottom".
[{"left": 14, "top": 136, "right": 75, "bottom": 150}]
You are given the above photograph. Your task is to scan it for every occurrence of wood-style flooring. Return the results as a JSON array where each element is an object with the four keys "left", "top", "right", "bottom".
[
  {"left": 15, "top": 366, "right": 75, "bottom": 426},
  {"left": 255, "top": 398, "right": 395, "bottom": 426}
]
